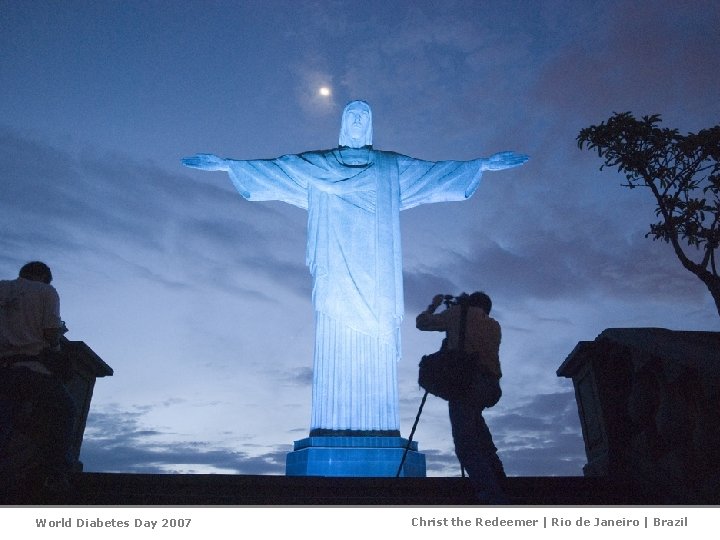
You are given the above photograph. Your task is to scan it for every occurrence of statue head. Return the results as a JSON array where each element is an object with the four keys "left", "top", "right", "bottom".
[{"left": 339, "top": 100, "right": 373, "bottom": 148}]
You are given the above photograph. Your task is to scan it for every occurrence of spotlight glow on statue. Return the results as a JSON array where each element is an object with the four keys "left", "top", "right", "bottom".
[{"left": 182, "top": 100, "right": 528, "bottom": 437}]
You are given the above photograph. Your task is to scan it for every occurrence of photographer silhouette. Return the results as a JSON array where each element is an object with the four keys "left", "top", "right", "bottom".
[{"left": 416, "top": 291, "right": 509, "bottom": 504}]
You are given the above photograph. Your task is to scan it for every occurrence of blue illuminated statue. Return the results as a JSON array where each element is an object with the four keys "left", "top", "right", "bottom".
[{"left": 183, "top": 100, "right": 527, "bottom": 438}]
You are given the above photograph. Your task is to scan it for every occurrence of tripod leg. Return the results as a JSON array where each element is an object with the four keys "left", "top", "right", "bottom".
[{"left": 396, "top": 391, "right": 429, "bottom": 477}]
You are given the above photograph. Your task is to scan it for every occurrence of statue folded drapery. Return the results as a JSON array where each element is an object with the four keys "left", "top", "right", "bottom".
[{"left": 182, "top": 100, "right": 528, "bottom": 436}]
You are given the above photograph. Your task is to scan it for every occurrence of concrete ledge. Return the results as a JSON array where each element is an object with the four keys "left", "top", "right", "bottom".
[{"left": 1, "top": 473, "right": 662, "bottom": 505}]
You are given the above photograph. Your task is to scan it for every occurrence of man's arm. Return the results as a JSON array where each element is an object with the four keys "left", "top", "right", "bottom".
[
  {"left": 415, "top": 294, "right": 448, "bottom": 331},
  {"left": 41, "top": 286, "right": 65, "bottom": 351},
  {"left": 43, "top": 321, "right": 68, "bottom": 351},
  {"left": 43, "top": 327, "right": 63, "bottom": 350}
]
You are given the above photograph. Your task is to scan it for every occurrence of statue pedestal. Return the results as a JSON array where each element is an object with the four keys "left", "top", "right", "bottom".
[{"left": 286, "top": 436, "right": 426, "bottom": 477}]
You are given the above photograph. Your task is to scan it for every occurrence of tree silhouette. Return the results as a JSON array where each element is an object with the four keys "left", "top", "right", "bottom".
[{"left": 578, "top": 112, "right": 720, "bottom": 318}]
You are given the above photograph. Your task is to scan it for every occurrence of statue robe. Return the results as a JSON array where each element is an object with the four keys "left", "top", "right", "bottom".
[{"left": 225, "top": 147, "right": 485, "bottom": 434}]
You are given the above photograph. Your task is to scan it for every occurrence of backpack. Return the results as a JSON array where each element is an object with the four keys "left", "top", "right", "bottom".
[{"left": 418, "top": 304, "right": 478, "bottom": 401}]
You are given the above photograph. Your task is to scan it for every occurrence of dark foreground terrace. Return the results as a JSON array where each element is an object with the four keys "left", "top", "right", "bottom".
[{"left": 3, "top": 472, "right": 692, "bottom": 506}]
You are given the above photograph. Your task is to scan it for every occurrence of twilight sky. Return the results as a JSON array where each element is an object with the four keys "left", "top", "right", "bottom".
[{"left": 1, "top": 0, "right": 718, "bottom": 477}]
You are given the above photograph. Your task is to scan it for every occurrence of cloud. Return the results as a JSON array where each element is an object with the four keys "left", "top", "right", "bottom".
[
  {"left": 0, "top": 127, "right": 309, "bottom": 289},
  {"left": 531, "top": 1, "right": 720, "bottom": 128},
  {"left": 81, "top": 407, "right": 289, "bottom": 474},
  {"left": 281, "top": 366, "right": 314, "bottom": 386},
  {"left": 490, "top": 391, "right": 587, "bottom": 476},
  {"left": 404, "top": 226, "right": 707, "bottom": 318},
  {"left": 400, "top": 159, "right": 712, "bottom": 319}
]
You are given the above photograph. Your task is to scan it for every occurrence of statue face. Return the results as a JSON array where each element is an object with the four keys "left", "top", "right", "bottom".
[
  {"left": 339, "top": 100, "right": 373, "bottom": 148},
  {"left": 345, "top": 107, "right": 370, "bottom": 140}
]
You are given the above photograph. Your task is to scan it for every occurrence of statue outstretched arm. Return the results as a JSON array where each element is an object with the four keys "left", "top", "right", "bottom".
[
  {"left": 181, "top": 153, "right": 230, "bottom": 172},
  {"left": 398, "top": 150, "right": 528, "bottom": 209},
  {"left": 182, "top": 152, "right": 312, "bottom": 209},
  {"left": 481, "top": 151, "right": 529, "bottom": 171}
]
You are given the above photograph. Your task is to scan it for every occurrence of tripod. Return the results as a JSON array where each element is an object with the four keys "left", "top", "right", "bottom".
[{"left": 396, "top": 390, "right": 466, "bottom": 477}]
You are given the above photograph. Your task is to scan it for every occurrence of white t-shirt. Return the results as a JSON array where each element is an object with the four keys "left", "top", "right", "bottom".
[{"left": 0, "top": 277, "right": 62, "bottom": 359}]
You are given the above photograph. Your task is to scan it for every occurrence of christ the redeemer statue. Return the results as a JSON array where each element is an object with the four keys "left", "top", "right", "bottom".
[{"left": 183, "top": 100, "right": 527, "bottom": 438}]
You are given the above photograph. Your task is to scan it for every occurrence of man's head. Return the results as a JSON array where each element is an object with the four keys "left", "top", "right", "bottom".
[
  {"left": 467, "top": 291, "right": 492, "bottom": 314},
  {"left": 19, "top": 261, "right": 53, "bottom": 284},
  {"left": 339, "top": 100, "right": 373, "bottom": 148}
]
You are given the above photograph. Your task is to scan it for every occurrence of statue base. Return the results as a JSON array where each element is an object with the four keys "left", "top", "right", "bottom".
[{"left": 285, "top": 436, "right": 426, "bottom": 477}]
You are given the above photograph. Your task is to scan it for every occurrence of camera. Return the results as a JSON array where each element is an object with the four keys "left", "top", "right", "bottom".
[{"left": 441, "top": 293, "right": 470, "bottom": 308}]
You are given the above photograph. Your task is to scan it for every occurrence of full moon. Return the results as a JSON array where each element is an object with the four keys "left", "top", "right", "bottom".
[{"left": 319, "top": 86, "right": 331, "bottom": 97}]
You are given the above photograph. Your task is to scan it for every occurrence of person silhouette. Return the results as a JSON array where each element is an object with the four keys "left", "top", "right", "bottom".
[
  {"left": 0, "top": 261, "right": 75, "bottom": 495},
  {"left": 417, "top": 291, "right": 509, "bottom": 503}
]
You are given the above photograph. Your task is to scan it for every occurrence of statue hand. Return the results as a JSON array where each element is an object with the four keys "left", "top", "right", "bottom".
[
  {"left": 482, "top": 151, "right": 529, "bottom": 171},
  {"left": 181, "top": 153, "right": 229, "bottom": 171}
]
